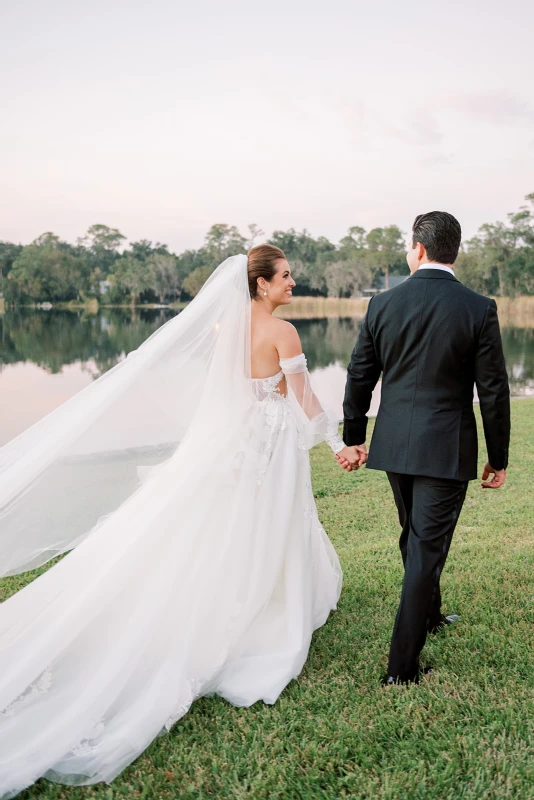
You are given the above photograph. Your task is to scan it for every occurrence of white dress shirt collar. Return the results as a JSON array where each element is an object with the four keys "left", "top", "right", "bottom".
[{"left": 417, "top": 263, "right": 455, "bottom": 276}]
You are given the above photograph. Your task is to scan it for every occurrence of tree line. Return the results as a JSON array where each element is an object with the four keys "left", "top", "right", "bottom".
[{"left": 0, "top": 193, "right": 532, "bottom": 306}]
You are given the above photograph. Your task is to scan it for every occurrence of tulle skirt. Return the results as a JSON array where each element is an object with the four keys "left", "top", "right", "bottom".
[{"left": 0, "top": 394, "right": 342, "bottom": 798}]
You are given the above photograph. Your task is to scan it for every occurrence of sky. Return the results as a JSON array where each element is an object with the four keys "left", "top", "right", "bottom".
[{"left": 1, "top": 0, "right": 533, "bottom": 253}]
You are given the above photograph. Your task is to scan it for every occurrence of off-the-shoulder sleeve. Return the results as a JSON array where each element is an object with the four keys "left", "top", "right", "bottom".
[{"left": 279, "top": 353, "right": 345, "bottom": 454}]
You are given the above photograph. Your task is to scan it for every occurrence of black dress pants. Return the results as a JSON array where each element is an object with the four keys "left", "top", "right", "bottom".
[{"left": 386, "top": 473, "right": 468, "bottom": 681}]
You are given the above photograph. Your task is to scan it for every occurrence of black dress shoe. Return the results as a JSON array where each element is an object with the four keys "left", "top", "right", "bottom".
[{"left": 429, "top": 614, "right": 460, "bottom": 635}]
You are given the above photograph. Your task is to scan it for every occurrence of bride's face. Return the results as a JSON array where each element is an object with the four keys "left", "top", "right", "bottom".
[{"left": 266, "top": 259, "right": 296, "bottom": 306}]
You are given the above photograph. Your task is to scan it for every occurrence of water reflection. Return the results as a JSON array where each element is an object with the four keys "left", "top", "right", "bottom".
[
  {"left": 500, "top": 327, "right": 534, "bottom": 396},
  {"left": 0, "top": 307, "right": 174, "bottom": 376},
  {"left": 291, "top": 318, "right": 361, "bottom": 372},
  {"left": 0, "top": 310, "right": 532, "bottom": 445}
]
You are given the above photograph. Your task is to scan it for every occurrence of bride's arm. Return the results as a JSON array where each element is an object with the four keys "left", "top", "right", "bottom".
[{"left": 275, "top": 322, "right": 345, "bottom": 454}]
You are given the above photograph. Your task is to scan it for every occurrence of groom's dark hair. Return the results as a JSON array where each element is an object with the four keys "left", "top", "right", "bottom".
[{"left": 412, "top": 211, "right": 462, "bottom": 264}]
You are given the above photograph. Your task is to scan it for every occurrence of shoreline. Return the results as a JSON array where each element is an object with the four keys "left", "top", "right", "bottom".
[{"left": 2, "top": 295, "right": 534, "bottom": 325}]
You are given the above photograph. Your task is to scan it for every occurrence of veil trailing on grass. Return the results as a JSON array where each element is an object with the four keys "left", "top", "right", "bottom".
[{"left": 0, "top": 255, "right": 252, "bottom": 577}]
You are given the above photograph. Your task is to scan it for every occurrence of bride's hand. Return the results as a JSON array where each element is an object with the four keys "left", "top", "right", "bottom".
[{"left": 335, "top": 445, "right": 367, "bottom": 471}]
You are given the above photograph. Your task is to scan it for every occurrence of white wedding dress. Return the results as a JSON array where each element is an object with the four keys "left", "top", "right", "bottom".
[{"left": 0, "top": 256, "right": 343, "bottom": 798}]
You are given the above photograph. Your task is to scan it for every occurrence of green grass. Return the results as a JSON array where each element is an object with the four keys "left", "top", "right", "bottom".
[{"left": 4, "top": 400, "right": 534, "bottom": 799}]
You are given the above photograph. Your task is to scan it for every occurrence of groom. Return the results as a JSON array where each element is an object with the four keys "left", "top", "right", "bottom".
[{"left": 336, "top": 211, "right": 510, "bottom": 684}]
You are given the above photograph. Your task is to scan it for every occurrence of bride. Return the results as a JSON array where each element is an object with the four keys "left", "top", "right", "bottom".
[{"left": 0, "top": 245, "right": 352, "bottom": 797}]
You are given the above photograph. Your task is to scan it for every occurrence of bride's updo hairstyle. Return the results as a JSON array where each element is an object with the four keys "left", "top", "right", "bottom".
[{"left": 247, "top": 244, "right": 286, "bottom": 299}]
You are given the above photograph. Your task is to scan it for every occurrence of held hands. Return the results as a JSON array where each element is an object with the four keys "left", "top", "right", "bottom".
[
  {"left": 335, "top": 449, "right": 507, "bottom": 484},
  {"left": 335, "top": 445, "right": 368, "bottom": 472},
  {"left": 335, "top": 450, "right": 507, "bottom": 484},
  {"left": 481, "top": 462, "right": 507, "bottom": 489}
]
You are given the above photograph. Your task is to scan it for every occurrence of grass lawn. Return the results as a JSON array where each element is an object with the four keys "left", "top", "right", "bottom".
[{"left": 4, "top": 399, "right": 534, "bottom": 799}]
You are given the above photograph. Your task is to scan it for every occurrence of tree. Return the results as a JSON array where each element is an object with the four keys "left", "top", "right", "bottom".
[
  {"left": 78, "top": 224, "right": 126, "bottom": 272},
  {"left": 128, "top": 239, "right": 170, "bottom": 260},
  {"left": 79, "top": 224, "right": 126, "bottom": 252},
  {"left": 457, "top": 194, "right": 534, "bottom": 298},
  {"left": 148, "top": 253, "right": 185, "bottom": 303},
  {"left": 9, "top": 235, "right": 90, "bottom": 302},
  {"left": 472, "top": 222, "right": 516, "bottom": 297},
  {"left": 365, "top": 225, "right": 406, "bottom": 290},
  {"left": 112, "top": 256, "right": 154, "bottom": 305},
  {"left": 507, "top": 194, "right": 534, "bottom": 294},
  {"left": 182, "top": 265, "right": 213, "bottom": 298},
  {"left": 455, "top": 242, "right": 496, "bottom": 295},
  {"left": 268, "top": 229, "right": 335, "bottom": 296},
  {"left": 8, "top": 247, "right": 44, "bottom": 300},
  {"left": 245, "top": 224, "right": 265, "bottom": 250},
  {"left": 509, "top": 193, "right": 534, "bottom": 247},
  {"left": 323, "top": 227, "right": 372, "bottom": 297},
  {"left": 176, "top": 248, "right": 206, "bottom": 276},
  {"left": 323, "top": 261, "right": 351, "bottom": 298},
  {"left": 33, "top": 232, "right": 61, "bottom": 248},
  {"left": 204, "top": 224, "right": 247, "bottom": 266},
  {"left": 0, "top": 241, "right": 23, "bottom": 302}
]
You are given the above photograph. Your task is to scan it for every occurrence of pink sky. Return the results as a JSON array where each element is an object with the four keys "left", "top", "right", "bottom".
[{"left": 1, "top": 0, "right": 533, "bottom": 251}]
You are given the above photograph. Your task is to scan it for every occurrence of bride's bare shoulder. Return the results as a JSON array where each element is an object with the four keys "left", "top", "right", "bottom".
[
  {"left": 252, "top": 313, "right": 302, "bottom": 356},
  {"left": 270, "top": 318, "right": 302, "bottom": 358}
]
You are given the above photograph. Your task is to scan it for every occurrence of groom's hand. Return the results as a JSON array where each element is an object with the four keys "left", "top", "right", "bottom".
[
  {"left": 335, "top": 445, "right": 368, "bottom": 472},
  {"left": 481, "top": 462, "right": 507, "bottom": 489}
]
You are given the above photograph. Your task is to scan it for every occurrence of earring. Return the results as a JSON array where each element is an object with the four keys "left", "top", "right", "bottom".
[{"left": 263, "top": 291, "right": 267, "bottom": 296}]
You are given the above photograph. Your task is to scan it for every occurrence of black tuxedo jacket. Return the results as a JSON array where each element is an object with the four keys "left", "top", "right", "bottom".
[{"left": 342, "top": 268, "right": 510, "bottom": 481}]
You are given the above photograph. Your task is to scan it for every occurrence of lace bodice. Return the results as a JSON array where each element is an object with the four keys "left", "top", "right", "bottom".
[
  {"left": 251, "top": 370, "right": 285, "bottom": 402},
  {"left": 250, "top": 355, "right": 345, "bottom": 455}
]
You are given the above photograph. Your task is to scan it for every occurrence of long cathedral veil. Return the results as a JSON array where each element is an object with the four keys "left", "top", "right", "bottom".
[{"left": 0, "top": 254, "right": 251, "bottom": 577}]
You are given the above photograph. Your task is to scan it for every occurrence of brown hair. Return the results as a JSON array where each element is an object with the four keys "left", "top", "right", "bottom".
[{"left": 247, "top": 244, "right": 286, "bottom": 299}]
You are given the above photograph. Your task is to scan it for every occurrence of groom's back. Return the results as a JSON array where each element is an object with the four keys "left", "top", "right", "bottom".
[
  {"left": 371, "top": 272, "right": 487, "bottom": 409},
  {"left": 364, "top": 271, "right": 503, "bottom": 480}
]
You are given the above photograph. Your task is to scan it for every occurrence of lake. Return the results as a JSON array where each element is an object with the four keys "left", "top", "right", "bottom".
[{"left": 1, "top": 308, "right": 533, "bottom": 446}]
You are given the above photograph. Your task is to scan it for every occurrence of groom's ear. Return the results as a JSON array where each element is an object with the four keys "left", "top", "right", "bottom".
[{"left": 416, "top": 241, "right": 426, "bottom": 262}]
